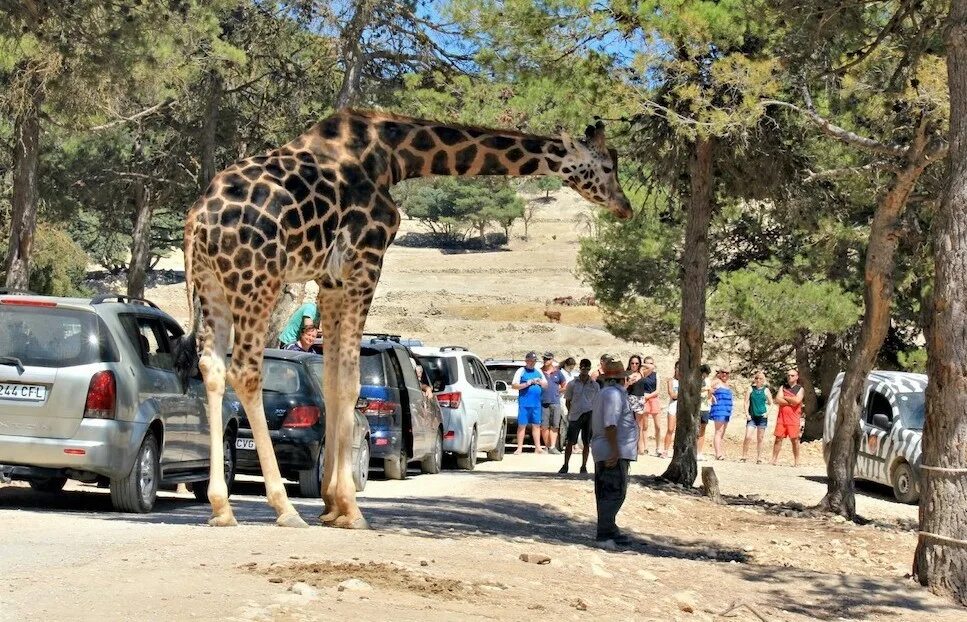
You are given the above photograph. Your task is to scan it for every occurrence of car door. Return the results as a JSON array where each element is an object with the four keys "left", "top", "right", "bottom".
[
  {"left": 460, "top": 356, "right": 487, "bottom": 436},
  {"left": 471, "top": 357, "right": 501, "bottom": 447},
  {"left": 388, "top": 348, "right": 428, "bottom": 458},
  {"left": 859, "top": 386, "right": 894, "bottom": 485},
  {"left": 119, "top": 314, "right": 188, "bottom": 466},
  {"left": 161, "top": 317, "right": 210, "bottom": 463}
]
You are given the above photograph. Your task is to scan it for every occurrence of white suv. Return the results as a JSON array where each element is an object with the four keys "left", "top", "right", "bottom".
[{"left": 411, "top": 346, "right": 505, "bottom": 470}]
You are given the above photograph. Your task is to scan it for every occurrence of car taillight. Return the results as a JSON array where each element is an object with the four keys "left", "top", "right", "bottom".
[
  {"left": 282, "top": 405, "right": 320, "bottom": 428},
  {"left": 84, "top": 371, "right": 116, "bottom": 419},
  {"left": 356, "top": 398, "right": 397, "bottom": 415},
  {"left": 437, "top": 392, "right": 462, "bottom": 409},
  {"left": 0, "top": 298, "right": 57, "bottom": 307}
]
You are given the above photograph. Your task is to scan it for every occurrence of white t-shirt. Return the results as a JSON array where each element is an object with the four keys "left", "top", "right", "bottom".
[
  {"left": 591, "top": 383, "right": 639, "bottom": 462},
  {"left": 564, "top": 376, "right": 600, "bottom": 420}
]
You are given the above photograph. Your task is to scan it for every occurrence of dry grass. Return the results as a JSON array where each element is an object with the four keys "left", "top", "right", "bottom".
[{"left": 445, "top": 303, "right": 604, "bottom": 326}]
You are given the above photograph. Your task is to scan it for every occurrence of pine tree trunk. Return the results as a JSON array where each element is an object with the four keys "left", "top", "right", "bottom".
[
  {"left": 795, "top": 337, "right": 820, "bottom": 440},
  {"left": 334, "top": 0, "right": 375, "bottom": 109},
  {"left": 820, "top": 154, "right": 928, "bottom": 518},
  {"left": 662, "top": 137, "right": 714, "bottom": 486},
  {"left": 127, "top": 180, "right": 153, "bottom": 299},
  {"left": 265, "top": 283, "right": 305, "bottom": 348},
  {"left": 4, "top": 72, "right": 43, "bottom": 290},
  {"left": 803, "top": 334, "right": 841, "bottom": 440},
  {"left": 913, "top": 2, "right": 967, "bottom": 604}
]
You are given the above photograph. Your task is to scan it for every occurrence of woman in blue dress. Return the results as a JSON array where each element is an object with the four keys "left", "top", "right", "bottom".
[{"left": 709, "top": 367, "right": 734, "bottom": 460}]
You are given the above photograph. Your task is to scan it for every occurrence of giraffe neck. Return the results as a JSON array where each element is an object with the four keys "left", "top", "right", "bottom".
[{"left": 389, "top": 120, "right": 567, "bottom": 182}]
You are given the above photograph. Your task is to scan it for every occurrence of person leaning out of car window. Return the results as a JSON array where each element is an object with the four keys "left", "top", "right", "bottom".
[{"left": 285, "top": 322, "right": 318, "bottom": 353}]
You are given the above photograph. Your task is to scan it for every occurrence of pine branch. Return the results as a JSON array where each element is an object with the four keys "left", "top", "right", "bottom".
[
  {"left": 87, "top": 99, "right": 177, "bottom": 132},
  {"left": 761, "top": 99, "right": 909, "bottom": 157}
]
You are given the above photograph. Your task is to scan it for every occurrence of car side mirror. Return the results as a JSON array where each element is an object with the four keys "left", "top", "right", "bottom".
[
  {"left": 871, "top": 412, "right": 892, "bottom": 430},
  {"left": 494, "top": 381, "right": 507, "bottom": 392}
]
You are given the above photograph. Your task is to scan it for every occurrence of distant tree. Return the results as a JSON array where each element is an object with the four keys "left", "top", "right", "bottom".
[{"left": 399, "top": 178, "right": 523, "bottom": 244}]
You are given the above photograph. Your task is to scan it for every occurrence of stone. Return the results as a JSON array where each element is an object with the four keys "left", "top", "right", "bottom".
[
  {"left": 420, "top": 560, "right": 429, "bottom": 567},
  {"left": 289, "top": 583, "right": 318, "bottom": 599},
  {"left": 268, "top": 578, "right": 284, "bottom": 584},
  {"left": 637, "top": 570, "right": 659, "bottom": 582},
  {"left": 574, "top": 598, "right": 588, "bottom": 611},
  {"left": 519, "top": 553, "right": 551, "bottom": 565},
  {"left": 831, "top": 515, "right": 848, "bottom": 524},
  {"left": 337, "top": 579, "right": 373, "bottom": 592},
  {"left": 673, "top": 590, "right": 700, "bottom": 613},
  {"left": 591, "top": 564, "right": 613, "bottom": 578}
]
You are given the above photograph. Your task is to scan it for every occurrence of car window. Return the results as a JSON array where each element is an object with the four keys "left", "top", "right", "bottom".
[
  {"left": 262, "top": 359, "right": 303, "bottom": 393},
  {"left": 120, "top": 315, "right": 174, "bottom": 371},
  {"left": 485, "top": 365, "right": 518, "bottom": 385},
  {"left": 472, "top": 359, "right": 494, "bottom": 389},
  {"left": 307, "top": 348, "right": 386, "bottom": 386},
  {"left": 897, "top": 391, "right": 925, "bottom": 430},
  {"left": 0, "top": 304, "right": 116, "bottom": 368},
  {"left": 417, "top": 355, "right": 459, "bottom": 390},
  {"left": 865, "top": 390, "right": 893, "bottom": 428},
  {"left": 461, "top": 356, "right": 479, "bottom": 387}
]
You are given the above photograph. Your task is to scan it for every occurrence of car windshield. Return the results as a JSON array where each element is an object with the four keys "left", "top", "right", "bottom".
[
  {"left": 486, "top": 365, "right": 519, "bottom": 385},
  {"left": 0, "top": 304, "right": 114, "bottom": 368},
  {"left": 897, "top": 391, "right": 925, "bottom": 430},
  {"left": 416, "top": 355, "right": 459, "bottom": 389},
  {"left": 307, "top": 348, "right": 386, "bottom": 386}
]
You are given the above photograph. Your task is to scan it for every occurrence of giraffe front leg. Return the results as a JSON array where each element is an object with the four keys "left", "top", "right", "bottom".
[{"left": 197, "top": 297, "right": 237, "bottom": 527}]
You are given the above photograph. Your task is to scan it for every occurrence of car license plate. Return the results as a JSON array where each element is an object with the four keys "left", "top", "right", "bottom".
[
  {"left": 235, "top": 438, "right": 256, "bottom": 450},
  {"left": 0, "top": 383, "right": 47, "bottom": 402}
]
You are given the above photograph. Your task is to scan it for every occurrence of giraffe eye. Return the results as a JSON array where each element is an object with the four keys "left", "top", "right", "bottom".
[{"left": 602, "top": 166, "right": 613, "bottom": 174}]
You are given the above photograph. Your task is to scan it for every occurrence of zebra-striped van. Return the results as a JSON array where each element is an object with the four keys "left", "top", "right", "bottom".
[{"left": 822, "top": 371, "right": 926, "bottom": 504}]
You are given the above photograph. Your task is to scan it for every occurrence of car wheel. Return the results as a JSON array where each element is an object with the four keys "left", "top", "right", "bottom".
[
  {"left": 29, "top": 477, "right": 68, "bottom": 493},
  {"left": 421, "top": 428, "right": 444, "bottom": 474},
  {"left": 456, "top": 427, "right": 478, "bottom": 471},
  {"left": 193, "top": 432, "right": 236, "bottom": 502},
  {"left": 110, "top": 432, "right": 159, "bottom": 513},
  {"left": 892, "top": 461, "right": 919, "bottom": 504},
  {"left": 298, "top": 447, "right": 324, "bottom": 498},
  {"left": 384, "top": 447, "right": 408, "bottom": 480},
  {"left": 557, "top": 419, "right": 568, "bottom": 452},
  {"left": 486, "top": 421, "right": 507, "bottom": 462},
  {"left": 353, "top": 438, "right": 370, "bottom": 492}
]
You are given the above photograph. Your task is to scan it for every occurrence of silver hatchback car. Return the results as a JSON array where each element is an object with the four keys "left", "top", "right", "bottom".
[{"left": 0, "top": 292, "right": 236, "bottom": 513}]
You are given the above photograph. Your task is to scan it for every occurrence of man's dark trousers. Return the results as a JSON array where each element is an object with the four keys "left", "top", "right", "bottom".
[{"left": 594, "top": 459, "right": 630, "bottom": 540}]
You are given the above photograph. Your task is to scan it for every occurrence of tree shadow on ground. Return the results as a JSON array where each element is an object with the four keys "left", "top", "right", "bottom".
[
  {"left": 735, "top": 564, "right": 961, "bottom": 620},
  {"left": 0, "top": 474, "right": 747, "bottom": 563}
]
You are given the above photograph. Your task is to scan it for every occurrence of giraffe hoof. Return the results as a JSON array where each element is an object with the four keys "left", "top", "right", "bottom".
[
  {"left": 318, "top": 510, "right": 337, "bottom": 524},
  {"left": 277, "top": 512, "right": 309, "bottom": 528},
  {"left": 331, "top": 514, "right": 369, "bottom": 530},
  {"left": 207, "top": 514, "right": 238, "bottom": 527}
]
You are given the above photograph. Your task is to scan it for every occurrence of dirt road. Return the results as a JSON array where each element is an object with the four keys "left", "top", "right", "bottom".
[{"left": 1, "top": 446, "right": 958, "bottom": 622}]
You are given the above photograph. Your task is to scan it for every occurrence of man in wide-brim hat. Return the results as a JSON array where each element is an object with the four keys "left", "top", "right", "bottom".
[{"left": 590, "top": 359, "right": 639, "bottom": 545}]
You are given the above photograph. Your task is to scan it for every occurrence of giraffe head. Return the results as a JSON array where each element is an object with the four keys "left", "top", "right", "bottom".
[{"left": 559, "top": 121, "right": 632, "bottom": 220}]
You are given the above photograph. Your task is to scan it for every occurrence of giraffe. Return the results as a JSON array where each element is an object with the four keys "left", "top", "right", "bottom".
[{"left": 183, "top": 109, "right": 632, "bottom": 529}]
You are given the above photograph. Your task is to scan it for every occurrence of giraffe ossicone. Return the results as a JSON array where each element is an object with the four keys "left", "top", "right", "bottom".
[{"left": 182, "top": 109, "right": 631, "bottom": 528}]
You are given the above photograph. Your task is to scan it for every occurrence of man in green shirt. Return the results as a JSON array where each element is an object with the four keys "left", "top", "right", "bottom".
[{"left": 278, "top": 302, "right": 320, "bottom": 347}]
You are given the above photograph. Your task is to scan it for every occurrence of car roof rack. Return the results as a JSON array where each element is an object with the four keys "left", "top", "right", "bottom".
[
  {"left": 440, "top": 345, "right": 469, "bottom": 352},
  {"left": 91, "top": 293, "right": 159, "bottom": 309},
  {"left": 0, "top": 288, "right": 41, "bottom": 296},
  {"left": 363, "top": 333, "right": 401, "bottom": 343}
]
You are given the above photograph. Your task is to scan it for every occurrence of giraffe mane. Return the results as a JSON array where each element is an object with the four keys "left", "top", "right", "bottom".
[{"left": 343, "top": 108, "right": 562, "bottom": 142}]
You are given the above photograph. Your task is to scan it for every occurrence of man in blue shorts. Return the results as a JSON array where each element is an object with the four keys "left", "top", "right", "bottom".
[{"left": 513, "top": 351, "right": 547, "bottom": 454}]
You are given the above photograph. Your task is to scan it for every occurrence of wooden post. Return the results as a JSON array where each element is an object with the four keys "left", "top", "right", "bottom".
[{"left": 701, "top": 466, "right": 723, "bottom": 504}]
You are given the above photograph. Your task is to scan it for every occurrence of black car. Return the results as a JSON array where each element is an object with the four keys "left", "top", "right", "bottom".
[
  {"left": 314, "top": 334, "right": 444, "bottom": 479},
  {"left": 224, "top": 349, "right": 370, "bottom": 497}
]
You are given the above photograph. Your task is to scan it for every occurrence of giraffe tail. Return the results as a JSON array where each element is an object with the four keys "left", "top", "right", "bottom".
[{"left": 175, "top": 208, "right": 203, "bottom": 393}]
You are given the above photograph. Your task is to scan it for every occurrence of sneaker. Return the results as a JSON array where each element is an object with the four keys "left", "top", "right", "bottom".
[
  {"left": 558, "top": 465, "right": 569, "bottom": 474},
  {"left": 579, "top": 466, "right": 588, "bottom": 474},
  {"left": 548, "top": 448, "right": 561, "bottom": 455}
]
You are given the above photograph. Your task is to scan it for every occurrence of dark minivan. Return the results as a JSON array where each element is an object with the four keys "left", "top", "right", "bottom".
[
  {"left": 315, "top": 335, "right": 444, "bottom": 479},
  {"left": 225, "top": 349, "right": 370, "bottom": 497}
]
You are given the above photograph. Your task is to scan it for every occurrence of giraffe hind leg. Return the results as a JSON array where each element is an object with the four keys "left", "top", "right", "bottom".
[{"left": 195, "top": 274, "right": 237, "bottom": 527}]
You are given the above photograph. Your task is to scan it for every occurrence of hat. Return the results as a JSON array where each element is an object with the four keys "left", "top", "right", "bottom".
[
  {"left": 600, "top": 360, "right": 630, "bottom": 380},
  {"left": 542, "top": 351, "right": 554, "bottom": 360},
  {"left": 525, "top": 351, "right": 538, "bottom": 360}
]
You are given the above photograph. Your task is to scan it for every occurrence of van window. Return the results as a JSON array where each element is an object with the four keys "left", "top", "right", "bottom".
[
  {"left": 865, "top": 390, "right": 894, "bottom": 428},
  {"left": 0, "top": 305, "right": 117, "bottom": 368},
  {"left": 898, "top": 391, "right": 925, "bottom": 430}
]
